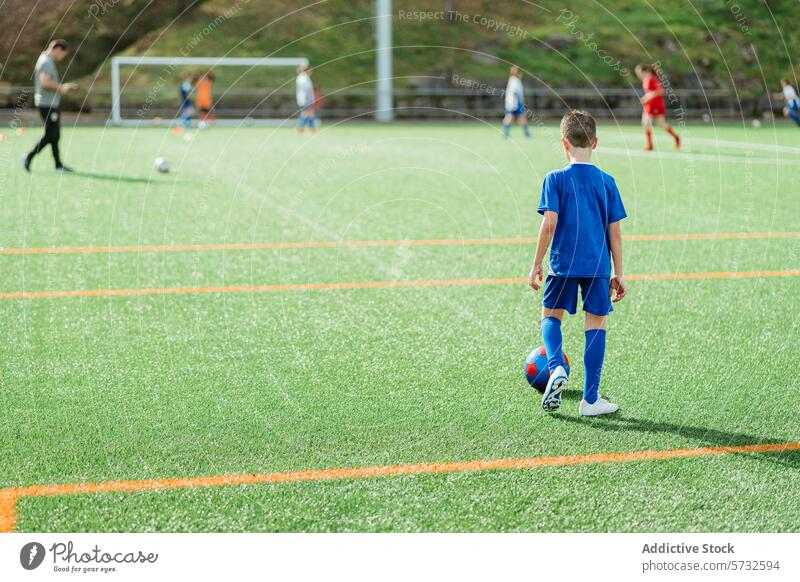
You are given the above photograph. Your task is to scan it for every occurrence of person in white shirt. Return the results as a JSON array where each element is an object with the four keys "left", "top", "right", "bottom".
[
  {"left": 296, "top": 64, "right": 317, "bottom": 133},
  {"left": 779, "top": 79, "right": 800, "bottom": 126},
  {"left": 503, "top": 66, "right": 530, "bottom": 138}
]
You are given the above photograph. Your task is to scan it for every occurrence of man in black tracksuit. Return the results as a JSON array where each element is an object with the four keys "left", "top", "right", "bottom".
[{"left": 23, "top": 39, "right": 78, "bottom": 172}]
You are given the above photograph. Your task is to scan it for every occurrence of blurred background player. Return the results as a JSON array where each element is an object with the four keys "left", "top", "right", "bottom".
[
  {"left": 296, "top": 64, "right": 317, "bottom": 133},
  {"left": 777, "top": 79, "right": 800, "bottom": 127},
  {"left": 22, "top": 39, "right": 78, "bottom": 172},
  {"left": 502, "top": 66, "right": 530, "bottom": 138},
  {"left": 195, "top": 70, "right": 215, "bottom": 125},
  {"left": 178, "top": 71, "right": 194, "bottom": 128},
  {"left": 635, "top": 64, "right": 680, "bottom": 151}
]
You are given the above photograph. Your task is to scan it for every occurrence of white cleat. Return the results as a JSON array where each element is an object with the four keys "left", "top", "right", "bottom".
[
  {"left": 541, "top": 365, "right": 568, "bottom": 412},
  {"left": 579, "top": 397, "right": 619, "bottom": 416}
]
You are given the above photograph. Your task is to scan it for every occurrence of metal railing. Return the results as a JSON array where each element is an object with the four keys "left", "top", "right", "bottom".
[{"left": 0, "top": 85, "right": 779, "bottom": 121}]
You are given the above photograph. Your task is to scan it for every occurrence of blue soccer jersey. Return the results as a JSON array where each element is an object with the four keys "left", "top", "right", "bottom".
[
  {"left": 537, "top": 162, "right": 627, "bottom": 278},
  {"left": 180, "top": 80, "right": 192, "bottom": 110}
]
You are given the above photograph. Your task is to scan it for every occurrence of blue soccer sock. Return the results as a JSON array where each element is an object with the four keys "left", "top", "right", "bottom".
[
  {"left": 522, "top": 124, "right": 531, "bottom": 137},
  {"left": 541, "top": 317, "right": 565, "bottom": 374},
  {"left": 583, "top": 329, "right": 607, "bottom": 404},
  {"left": 502, "top": 122, "right": 510, "bottom": 138}
]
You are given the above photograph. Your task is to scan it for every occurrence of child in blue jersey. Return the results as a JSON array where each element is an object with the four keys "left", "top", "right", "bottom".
[
  {"left": 528, "top": 110, "right": 627, "bottom": 416},
  {"left": 778, "top": 79, "right": 800, "bottom": 127},
  {"left": 178, "top": 71, "right": 194, "bottom": 128}
]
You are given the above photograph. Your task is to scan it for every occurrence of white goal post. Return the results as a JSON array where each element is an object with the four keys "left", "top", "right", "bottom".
[{"left": 110, "top": 56, "right": 309, "bottom": 126}]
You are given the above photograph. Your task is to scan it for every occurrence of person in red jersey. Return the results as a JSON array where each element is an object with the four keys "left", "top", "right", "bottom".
[{"left": 635, "top": 64, "right": 681, "bottom": 151}]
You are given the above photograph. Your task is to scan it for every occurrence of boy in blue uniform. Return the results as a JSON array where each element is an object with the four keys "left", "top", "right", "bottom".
[
  {"left": 779, "top": 79, "right": 800, "bottom": 127},
  {"left": 528, "top": 110, "right": 627, "bottom": 416},
  {"left": 178, "top": 71, "right": 194, "bottom": 128}
]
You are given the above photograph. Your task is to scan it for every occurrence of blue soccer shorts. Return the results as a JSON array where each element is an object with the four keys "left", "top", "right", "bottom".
[
  {"left": 543, "top": 276, "right": 612, "bottom": 316},
  {"left": 506, "top": 104, "right": 526, "bottom": 117}
]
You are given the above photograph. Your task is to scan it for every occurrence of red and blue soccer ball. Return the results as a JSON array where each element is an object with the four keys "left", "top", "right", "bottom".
[{"left": 524, "top": 346, "right": 570, "bottom": 393}]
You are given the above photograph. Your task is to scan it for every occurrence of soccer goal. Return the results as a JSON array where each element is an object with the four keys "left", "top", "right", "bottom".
[{"left": 109, "top": 56, "right": 309, "bottom": 127}]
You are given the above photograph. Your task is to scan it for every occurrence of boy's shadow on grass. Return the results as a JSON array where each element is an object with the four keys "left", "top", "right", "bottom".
[{"left": 552, "top": 397, "right": 800, "bottom": 471}]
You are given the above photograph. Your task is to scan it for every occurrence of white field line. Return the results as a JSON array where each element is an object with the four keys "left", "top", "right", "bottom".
[
  {"left": 602, "top": 132, "right": 800, "bottom": 156},
  {"left": 597, "top": 146, "right": 800, "bottom": 166}
]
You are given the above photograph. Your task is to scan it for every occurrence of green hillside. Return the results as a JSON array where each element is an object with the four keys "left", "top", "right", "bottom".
[
  {"left": 79, "top": 0, "right": 798, "bottom": 95},
  {"left": 3, "top": 0, "right": 797, "bottom": 111},
  {"left": 0, "top": 0, "right": 207, "bottom": 85}
]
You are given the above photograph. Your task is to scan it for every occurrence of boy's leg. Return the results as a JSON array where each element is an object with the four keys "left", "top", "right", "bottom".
[
  {"left": 540, "top": 308, "right": 569, "bottom": 412},
  {"left": 518, "top": 115, "right": 531, "bottom": 137},
  {"left": 540, "top": 277, "right": 578, "bottom": 411},
  {"left": 578, "top": 279, "right": 618, "bottom": 415},
  {"left": 541, "top": 276, "right": 578, "bottom": 376},
  {"left": 583, "top": 313, "right": 607, "bottom": 405},
  {"left": 502, "top": 113, "right": 512, "bottom": 137},
  {"left": 541, "top": 308, "right": 566, "bottom": 373},
  {"left": 787, "top": 106, "right": 800, "bottom": 126}
]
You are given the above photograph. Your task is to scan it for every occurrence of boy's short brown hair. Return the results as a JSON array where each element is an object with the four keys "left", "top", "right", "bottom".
[
  {"left": 49, "top": 39, "right": 68, "bottom": 51},
  {"left": 560, "top": 110, "right": 596, "bottom": 148}
]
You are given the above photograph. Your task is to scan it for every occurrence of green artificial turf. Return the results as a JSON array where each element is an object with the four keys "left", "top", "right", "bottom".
[{"left": 1, "top": 122, "right": 799, "bottom": 532}]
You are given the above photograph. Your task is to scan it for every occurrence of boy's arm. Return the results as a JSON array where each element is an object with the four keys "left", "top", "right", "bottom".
[
  {"left": 608, "top": 220, "right": 626, "bottom": 302},
  {"left": 529, "top": 210, "right": 557, "bottom": 290}
]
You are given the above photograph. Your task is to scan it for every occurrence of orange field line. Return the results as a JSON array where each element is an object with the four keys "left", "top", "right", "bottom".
[
  {"left": 1, "top": 232, "right": 798, "bottom": 256},
  {"left": 0, "top": 278, "right": 523, "bottom": 300},
  {"left": 0, "top": 493, "right": 15, "bottom": 534},
  {"left": 0, "top": 238, "right": 530, "bottom": 256},
  {"left": 1, "top": 270, "right": 799, "bottom": 301},
  {"left": 1, "top": 441, "right": 798, "bottom": 533}
]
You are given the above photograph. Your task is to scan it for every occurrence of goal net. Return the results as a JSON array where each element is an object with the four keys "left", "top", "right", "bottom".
[{"left": 109, "top": 56, "right": 309, "bottom": 126}]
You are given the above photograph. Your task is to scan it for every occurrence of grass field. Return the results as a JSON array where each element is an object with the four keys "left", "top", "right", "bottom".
[{"left": 1, "top": 121, "right": 799, "bottom": 532}]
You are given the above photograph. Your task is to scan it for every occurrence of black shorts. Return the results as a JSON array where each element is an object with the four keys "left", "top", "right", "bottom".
[{"left": 38, "top": 106, "right": 61, "bottom": 128}]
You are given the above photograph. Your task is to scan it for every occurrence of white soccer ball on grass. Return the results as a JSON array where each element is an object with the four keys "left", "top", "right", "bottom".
[{"left": 154, "top": 157, "right": 171, "bottom": 173}]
